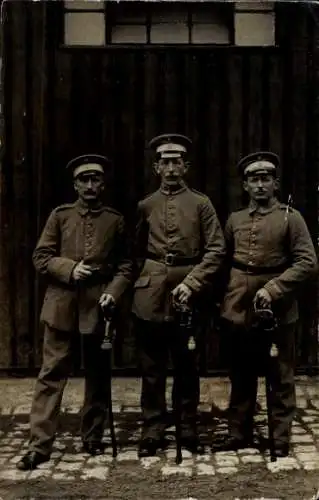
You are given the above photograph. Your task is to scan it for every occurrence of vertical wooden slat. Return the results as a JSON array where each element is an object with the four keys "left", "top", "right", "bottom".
[
  {"left": 227, "top": 52, "right": 244, "bottom": 213},
  {"left": 9, "top": 1, "right": 30, "bottom": 368},
  {"left": 247, "top": 53, "right": 263, "bottom": 152},
  {"left": 0, "top": 0, "right": 13, "bottom": 368},
  {"left": 268, "top": 53, "right": 284, "bottom": 164}
]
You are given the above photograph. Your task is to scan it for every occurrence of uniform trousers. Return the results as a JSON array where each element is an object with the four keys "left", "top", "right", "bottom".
[
  {"left": 227, "top": 322, "right": 297, "bottom": 446},
  {"left": 135, "top": 317, "right": 200, "bottom": 441},
  {"left": 29, "top": 323, "right": 109, "bottom": 455}
]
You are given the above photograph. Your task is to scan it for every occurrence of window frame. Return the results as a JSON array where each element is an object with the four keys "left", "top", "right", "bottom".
[{"left": 60, "top": 1, "right": 278, "bottom": 50}]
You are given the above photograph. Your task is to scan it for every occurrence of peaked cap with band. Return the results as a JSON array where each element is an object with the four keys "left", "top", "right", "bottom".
[
  {"left": 237, "top": 151, "right": 280, "bottom": 177},
  {"left": 148, "top": 133, "right": 192, "bottom": 159},
  {"left": 66, "top": 154, "right": 110, "bottom": 179}
]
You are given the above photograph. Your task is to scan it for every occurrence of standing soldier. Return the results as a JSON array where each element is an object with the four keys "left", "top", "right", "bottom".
[
  {"left": 218, "top": 151, "right": 317, "bottom": 456},
  {"left": 17, "top": 154, "right": 132, "bottom": 470},
  {"left": 133, "top": 134, "right": 225, "bottom": 458}
]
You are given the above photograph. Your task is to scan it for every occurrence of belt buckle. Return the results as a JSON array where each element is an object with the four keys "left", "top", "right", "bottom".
[{"left": 165, "top": 253, "right": 175, "bottom": 266}]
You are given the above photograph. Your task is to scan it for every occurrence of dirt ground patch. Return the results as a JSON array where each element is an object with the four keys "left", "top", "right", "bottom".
[{"left": 0, "top": 468, "right": 318, "bottom": 500}]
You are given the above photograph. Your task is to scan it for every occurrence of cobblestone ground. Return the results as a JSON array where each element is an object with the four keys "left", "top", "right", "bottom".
[{"left": 0, "top": 377, "right": 318, "bottom": 499}]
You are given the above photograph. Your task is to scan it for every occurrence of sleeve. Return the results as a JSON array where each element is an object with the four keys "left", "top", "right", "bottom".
[
  {"left": 103, "top": 215, "right": 133, "bottom": 301},
  {"left": 182, "top": 199, "right": 226, "bottom": 293},
  {"left": 263, "top": 210, "right": 318, "bottom": 300},
  {"left": 32, "top": 210, "right": 77, "bottom": 284}
]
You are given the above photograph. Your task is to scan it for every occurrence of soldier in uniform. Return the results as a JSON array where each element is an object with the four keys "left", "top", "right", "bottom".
[
  {"left": 217, "top": 151, "right": 317, "bottom": 456},
  {"left": 17, "top": 154, "right": 132, "bottom": 470},
  {"left": 132, "top": 134, "right": 226, "bottom": 457}
]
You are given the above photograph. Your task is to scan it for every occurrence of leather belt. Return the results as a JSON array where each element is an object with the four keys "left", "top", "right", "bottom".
[
  {"left": 146, "top": 251, "right": 201, "bottom": 266},
  {"left": 232, "top": 259, "right": 288, "bottom": 275}
]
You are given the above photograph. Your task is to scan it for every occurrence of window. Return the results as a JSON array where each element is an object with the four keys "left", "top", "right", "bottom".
[
  {"left": 64, "top": 0, "right": 105, "bottom": 46},
  {"left": 234, "top": 1, "right": 275, "bottom": 47},
  {"left": 62, "top": 1, "right": 276, "bottom": 47},
  {"left": 63, "top": 1, "right": 233, "bottom": 46}
]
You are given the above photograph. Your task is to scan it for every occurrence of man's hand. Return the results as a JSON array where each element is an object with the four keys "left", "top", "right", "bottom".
[
  {"left": 72, "top": 260, "right": 93, "bottom": 281},
  {"left": 253, "top": 288, "right": 272, "bottom": 309},
  {"left": 171, "top": 283, "right": 192, "bottom": 306},
  {"left": 99, "top": 293, "right": 115, "bottom": 311}
]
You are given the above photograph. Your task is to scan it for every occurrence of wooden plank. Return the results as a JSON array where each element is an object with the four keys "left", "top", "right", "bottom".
[
  {"left": 8, "top": 1, "right": 31, "bottom": 368},
  {"left": 247, "top": 54, "right": 263, "bottom": 152},
  {"left": 143, "top": 51, "right": 160, "bottom": 194},
  {"left": 0, "top": 0, "right": 14, "bottom": 368},
  {"left": 226, "top": 51, "right": 244, "bottom": 213},
  {"left": 268, "top": 53, "right": 284, "bottom": 165}
]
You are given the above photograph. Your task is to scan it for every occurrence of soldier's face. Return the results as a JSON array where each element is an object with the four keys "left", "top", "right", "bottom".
[
  {"left": 244, "top": 173, "right": 279, "bottom": 204},
  {"left": 154, "top": 157, "right": 188, "bottom": 187},
  {"left": 74, "top": 172, "right": 105, "bottom": 202}
]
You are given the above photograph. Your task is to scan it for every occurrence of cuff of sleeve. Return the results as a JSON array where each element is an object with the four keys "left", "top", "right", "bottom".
[
  {"left": 182, "top": 275, "right": 202, "bottom": 294},
  {"left": 263, "top": 280, "right": 283, "bottom": 301}
]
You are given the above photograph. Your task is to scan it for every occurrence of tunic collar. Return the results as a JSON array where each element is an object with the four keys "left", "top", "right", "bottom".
[
  {"left": 160, "top": 182, "right": 188, "bottom": 196},
  {"left": 75, "top": 199, "right": 104, "bottom": 215},
  {"left": 248, "top": 198, "right": 280, "bottom": 215}
]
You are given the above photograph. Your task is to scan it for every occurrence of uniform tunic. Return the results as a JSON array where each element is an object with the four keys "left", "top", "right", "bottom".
[
  {"left": 132, "top": 184, "right": 226, "bottom": 322},
  {"left": 221, "top": 200, "right": 317, "bottom": 327},
  {"left": 33, "top": 200, "right": 132, "bottom": 333}
]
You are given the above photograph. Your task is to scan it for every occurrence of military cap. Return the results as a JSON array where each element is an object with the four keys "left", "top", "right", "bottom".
[
  {"left": 66, "top": 154, "right": 110, "bottom": 178},
  {"left": 148, "top": 133, "right": 192, "bottom": 159},
  {"left": 238, "top": 151, "right": 279, "bottom": 177}
]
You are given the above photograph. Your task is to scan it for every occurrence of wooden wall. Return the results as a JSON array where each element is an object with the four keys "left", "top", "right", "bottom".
[{"left": 0, "top": 1, "right": 318, "bottom": 373}]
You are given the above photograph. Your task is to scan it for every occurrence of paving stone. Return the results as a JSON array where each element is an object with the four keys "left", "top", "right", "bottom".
[
  {"left": 0, "top": 469, "right": 29, "bottom": 480},
  {"left": 297, "top": 400, "right": 308, "bottom": 409},
  {"left": 266, "top": 460, "right": 300, "bottom": 472},
  {"left": 290, "top": 434, "right": 314, "bottom": 443},
  {"left": 302, "top": 416, "right": 317, "bottom": 423},
  {"left": 52, "top": 473, "right": 75, "bottom": 480},
  {"left": 9, "top": 455, "right": 25, "bottom": 464},
  {"left": 292, "top": 428, "right": 308, "bottom": 434},
  {"left": 161, "top": 465, "right": 192, "bottom": 477},
  {"left": 237, "top": 448, "right": 260, "bottom": 455},
  {"left": 310, "top": 428, "right": 319, "bottom": 435},
  {"left": 240, "top": 455, "right": 264, "bottom": 464},
  {"left": 1, "top": 406, "right": 12, "bottom": 415},
  {"left": 55, "top": 461, "right": 82, "bottom": 471},
  {"left": 166, "top": 449, "right": 193, "bottom": 460},
  {"left": 81, "top": 467, "right": 109, "bottom": 479},
  {"left": 116, "top": 450, "right": 138, "bottom": 462},
  {"left": 293, "top": 444, "right": 318, "bottom": 453},
  {"left": 196, "top": 454, "right": 211, "bottom": 462},
  {"left": 1, "top": 446, "right": 15, "bottom": 452},
  {"left": 196, "top": 463, "right": 215, "bottom": 475},
  {"left": 303, "top": 462, "right": 319, "bottom": 470},
  {"left": 215, "top": 455, "right": 239, "bottom": 465},
  {"left": 0, "top": 457, "right": 8, "bottom": 464},
  {"left": 216, "top": 467, "right": 238, "bottom": 474},
  {"left": 28, "top": 469, "right": 52, "bottom": 478},
  {"left": 140, "top": 456, "right": 161, "bottom": 469},
  {"left": 86, "top": 455, "right": 114, "bottom": 464},
  {"left": 61, "top": 453, "right": 85, "bottom": 462},
  {"left": 295, "top": 452, "right": 319, "bottom": 463},
  {"left": 122, "top": 406, "right": 141, "bottom": 413},
  {"left": 13, "top": 405, "right": 31, "bottom": 414}
]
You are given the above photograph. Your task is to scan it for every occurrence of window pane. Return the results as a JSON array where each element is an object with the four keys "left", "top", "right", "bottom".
[
  {"left": 150, "top": 23, "right": 189, "bottom": 44},
  {"left": 64, "top": 12, "right": 105, "bottom": 46},
  {"left": 64, "top": 0, "right": 104, "bottom": 11},
  {"left": 111, "top": 2, "right": 147, "bottom": 24},
  {"left": 111, "top": 25, "right": 147, "bottom": 43},
  {"left": 150, "top": 5, "right": 188, "bottom": 24},
  {"left": 192, "top": 23, "right": 230, "bottom": 44},
  {"left": 235, "top": 12, "right": 275, "bottom": 46}
]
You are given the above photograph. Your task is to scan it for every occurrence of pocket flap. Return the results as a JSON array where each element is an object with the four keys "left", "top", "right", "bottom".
[{"left": 134, "top": 276, "right": 150, "bottom": 288}]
